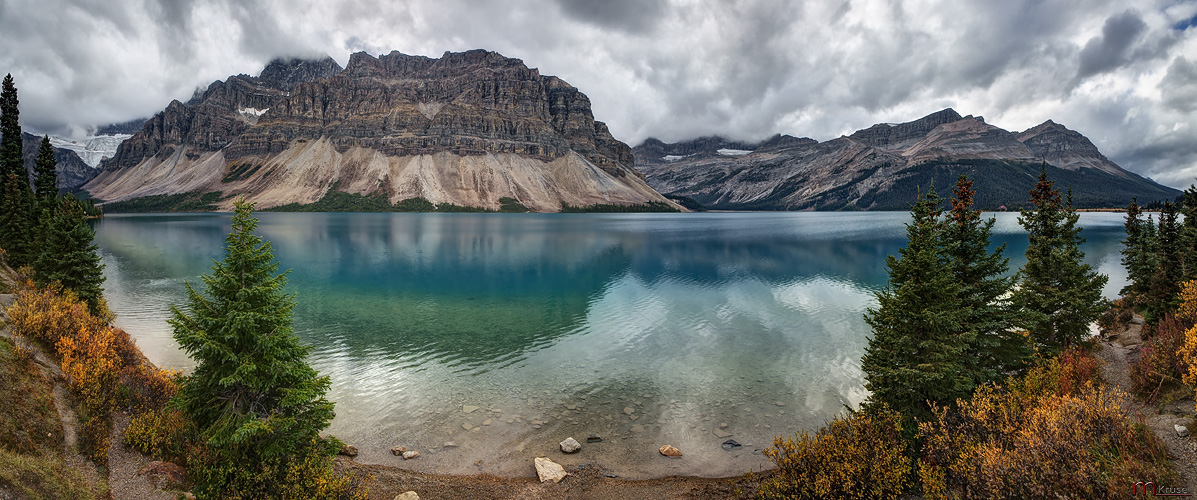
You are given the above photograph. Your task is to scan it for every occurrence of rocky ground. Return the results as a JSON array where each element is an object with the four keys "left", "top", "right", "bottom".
[{"left": 1098, "top": 315, "right": 1197, "bottom": 494}]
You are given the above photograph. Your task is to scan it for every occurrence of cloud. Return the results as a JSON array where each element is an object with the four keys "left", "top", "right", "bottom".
[{"left": 0, "top": 0, "right": 1194, "bottom": 187}]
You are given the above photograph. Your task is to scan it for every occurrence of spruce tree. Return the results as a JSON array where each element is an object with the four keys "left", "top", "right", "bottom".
[
  {"left": 861, "top": 186, "right": 971, "bottom": 424},
  {"left": 34, "top": 135, "right": 56, "bottom": 200},
  {"left": 0, "top": 172, "right": 35, "bottom": 268},
  {"left": 943, "top": 175, "right": 1028, "bottom": 384},
  {"left": 1147, "top": 201, "right": 1183, "bottom": 319},
  {"left": 33, "top": 198, "right": 105, "bottom": 312},
  {"left": 1180, "top": 185, "right": 1197, "bottom": 280},
  {"left": 0, "top": 74, "right": 21, "bottom": 182},
  {"left": 1121, "top": 198, "right": 1158, "bottom": 299},
  {"left": 170, "top": 198, "right": 336, "bottom": 497},
  {"left": 1012, "top": 166, "right": 1108, "bottom": 354}
]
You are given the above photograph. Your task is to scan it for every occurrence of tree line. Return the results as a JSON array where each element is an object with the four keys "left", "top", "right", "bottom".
[{"left": 0, "top": 74, "right": 105, "bottom": 311}]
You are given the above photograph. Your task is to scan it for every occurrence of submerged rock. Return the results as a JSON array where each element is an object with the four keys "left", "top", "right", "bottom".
[
  {"left": 659, "top": 445, "right": 683, "bottom": 457},
  {"left": 443, "top": 441, "right": 459, "bottom": 448},
  {"left": 722, "top": 439, "right": 742, "bottom": 450},
  {"left": 402, "top": 450, "right": 420, "bottom": 460},
  {"left": 586, "top": 435, "right": 603, "bottom": 443},
  {"left": 391, "top": 446, "right": 407, "bottom": 456},
  {"left": 535, "top": 457, "right": 568, "bottom": 483},
  {"left": 560, "top": 437, "right": 582, "bottom": 453}
]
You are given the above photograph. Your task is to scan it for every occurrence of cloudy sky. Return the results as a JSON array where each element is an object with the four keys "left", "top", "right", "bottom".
[{"left": 1, "top": 0, "right": 1195, "bottom": 186}]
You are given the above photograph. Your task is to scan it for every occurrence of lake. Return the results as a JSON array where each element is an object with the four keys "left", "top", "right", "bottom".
[{"left": 93, "top": 211, "right": 1130, "bottom": 478}]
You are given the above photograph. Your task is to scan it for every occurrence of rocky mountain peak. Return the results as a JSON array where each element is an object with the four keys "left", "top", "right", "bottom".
[
  {"left": 1017, "top": 119, "right": 1120, "bottom": 176},
  {"left": 257, "top": 56, "right": 343, "bottom": 89},
  {"left": 848, "top": 108, "right": 964, "bottom": 152},
  {"left": 88, "top": 48, "right": 669, "bottom": 212}
]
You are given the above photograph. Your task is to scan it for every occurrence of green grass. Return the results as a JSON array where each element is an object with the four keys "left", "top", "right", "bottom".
[
  {"left": 0, "top": 337, "right": 99, "bottom": 500},
  {"left": 0, "top": 448, "right": 98, "bottom": 500}
]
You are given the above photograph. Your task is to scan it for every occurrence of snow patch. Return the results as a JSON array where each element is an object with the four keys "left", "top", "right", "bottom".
[
  {"left": 48, "top": 134, "right": 132, "bottom": 168},
  {"left": 717, "top": 148, "right": 752, "bottom": 156},
  {"left": 662, "top": 155, "right": 685, "bottom": 162},
  {"left": 239, "top": 107, "right": 269, "bottom": 118}
]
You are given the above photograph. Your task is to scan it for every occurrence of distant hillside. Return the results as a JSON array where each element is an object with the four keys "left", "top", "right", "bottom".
[
  {"left": 20, "top": 133, "right": 97, "bottom": 191},
  {"left": 634, "top": 109, "right": 1180, "bottom": 210}
]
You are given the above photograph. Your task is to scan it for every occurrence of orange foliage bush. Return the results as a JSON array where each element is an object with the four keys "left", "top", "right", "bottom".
[
  {"left": 7, "top": 281, "right": 100, "bottom": 348},
  {"left": 759, "top": 408, "right": 912, "bottom": 500},
  {"left": 919, "top": 382, "right": 1174, "bottom": 499},
  {"left": 1132, "top": 314, "right": 1191, "bottom": 401},
  {"left": 125, "top": 407, "right": 194, "bottom": 464}
]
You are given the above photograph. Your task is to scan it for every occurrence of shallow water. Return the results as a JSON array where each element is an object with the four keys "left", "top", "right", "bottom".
[{"left": 93, "top": 211, "right": 1129, "bottom": 478}]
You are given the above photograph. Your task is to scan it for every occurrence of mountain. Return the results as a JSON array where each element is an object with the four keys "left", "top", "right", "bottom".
[
  {"left": 634, "top": 109, "right": 1180, "bottom": 210},
  {"left": 20, "top": 132, "right": 97, "bottom": 191},
  {"left": 86, "top": 51, "right": 675, "bottom": 212}
]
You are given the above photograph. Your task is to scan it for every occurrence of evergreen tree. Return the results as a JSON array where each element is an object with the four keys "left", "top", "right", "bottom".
[
  {"left": 170, "top": 198, "right": 336, "bottom": 497},
  {"left": 0, "top": 172, "right": 35, "bottom": 268},
  {"left": 861, "top": 186, "right": 972, "bottom": 424},
  {"left": 943, "top": 175, "right": 1029, "bottom": 385},
  {"left": 34, "top": 135, "right": 56, "bottom": 200},
  {"left": 0, "top": 74, "right": 21, "bottom": 182},
  {"left": 1121, "top": 198, "right": 1158, "bottom": 298},
  {"left": 1180, "top": 185, "right": 1197, "bottom": 280},
  {"left": 1146, "top": 201, "right": 1183, "bottom": 319},
  {"left": 33, "top": 198, "right": 105, "bottom": 312},
  {"left": 1012, "top": 166, "right": 1108, "bottom": 355}
]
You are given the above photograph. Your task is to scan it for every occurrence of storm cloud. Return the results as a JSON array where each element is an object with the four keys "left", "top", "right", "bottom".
[{"left": 1, "top": 0, "right": 1195, "bottom": 187}]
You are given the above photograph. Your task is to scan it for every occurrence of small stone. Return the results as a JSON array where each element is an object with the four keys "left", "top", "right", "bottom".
[
  {"left": 338, "top": 445, "right": 359, "bottom": 457},
  {"left": 463, "top": 405, "right": 480, "bottom": 414},
  {"left": 659, "top": 444, "right": 683, "bottom": 457},
  {"left": 534, "top": 457, "right": 568, "bottom": 483},
  {"left": 395, "top": 492, "right": 420, "bottom": 500},
  {"left": 1177, "top": 424, "right": 1190, "bottom": 438},
  {"left": 713, "top": 429, "right": 732, "bottom": 438},
  {"left": 560, "top": 437, "right": 582, "bottom": 453},
  {"left": 719, "top": 423, "right": 729, "bottom": 429},
  {"left": 390, "top": 446, "right": 407, "bottom": 456},
  {"left": 624, "top": 407, "right": 635, "bottom": 415},
  {"left": 722, "top": 439, "right": 742, "bottom": 450},
  {"left": 631, "top": 424, "right": 645, "bottom": 433},
  {"left": 483, "top": 419, "right": 493, "bottom": 426},
  {"left": 443, "top": 441, "right": 459, "bottom": 448},
  {"left": 462, "top": 423, "right": 473, "bottom": 430},
  {"left": 402, "top": 450, "right": 420, "bottom": 460},
  {"left": 565, "top": 403, "right": 577, "bottom": 410},
  {"left": 775, "top": 401, "right": 785, "bottom": 407},
  {"left": 629, "top": 414, "right": 639, "bottom": 421},
  {"left": 1131, "top": 317, "right": 1145, "bottom": 325},
  {"left": 586, "top": 435, "right": 603, "bottom": 443}
]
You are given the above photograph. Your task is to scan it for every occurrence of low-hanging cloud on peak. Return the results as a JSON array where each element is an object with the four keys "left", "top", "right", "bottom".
[{"left": 0, "top": 0, "right": 1194, "bottom": 188}]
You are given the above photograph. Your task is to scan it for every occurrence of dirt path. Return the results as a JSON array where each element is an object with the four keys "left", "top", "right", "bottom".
[{"left": 1098, "top": 316, "right": 1197, "bottom": 494}]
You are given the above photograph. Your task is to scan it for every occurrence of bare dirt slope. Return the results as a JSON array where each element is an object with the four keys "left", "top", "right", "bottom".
[{"left": 1098, "top": 316, "right": 1197, "bottom": 494}]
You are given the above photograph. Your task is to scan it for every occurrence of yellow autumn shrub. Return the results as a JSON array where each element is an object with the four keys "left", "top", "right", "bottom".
[
  {"left": 919, "top": 382, "right": 1174, "bottom": 500},
  {"left": 759, "top": 408, "right": 912, "bottom": 500}
]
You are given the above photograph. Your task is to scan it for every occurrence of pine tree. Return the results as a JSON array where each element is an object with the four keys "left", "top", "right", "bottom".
[
  {"left": 861, "top": 186, "right": 971, "bottom": 424},
  {"left": 943, "top": 175, "right": 1029, "bottom": 385},
  {"left": 0, "top": 172, "right": 35, "bottom": 268},
  {"left": 1012, "top": 166, "right": 1108, "bottom": 355},
  {"left": 33, "top": 198, "right": 105, "bottom": 312},
  {"left": 170, "top": 198, "right": 336, "bottom": 496},
  {"left": 34, "top": 135, "right": 56, "bottom": 200}
]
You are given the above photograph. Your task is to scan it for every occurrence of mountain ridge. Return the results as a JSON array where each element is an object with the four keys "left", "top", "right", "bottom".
[
  {"left": 634, "top": 109, "right": 1179, "bottom": 210},
  {"left": 87, "top": 51, "right": 673, "bottom": 212}
]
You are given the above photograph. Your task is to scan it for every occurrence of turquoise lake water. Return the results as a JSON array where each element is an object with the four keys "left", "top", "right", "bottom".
[{"left": 93, "top": 211, "right": 1130, "bottom": 478}]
